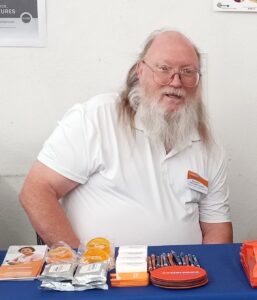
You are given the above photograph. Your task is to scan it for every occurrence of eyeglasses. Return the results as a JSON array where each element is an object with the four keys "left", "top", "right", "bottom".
[{"left": 141, "top": 60, "right": 200, "bottom": 88}]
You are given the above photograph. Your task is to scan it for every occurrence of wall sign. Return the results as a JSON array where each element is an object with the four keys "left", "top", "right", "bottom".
[
  {"left": 0, "top": 0, "right": 46, "bottom": 47},
  {"left": 213, "top": 0, "right": 257, "bottom": 12}
]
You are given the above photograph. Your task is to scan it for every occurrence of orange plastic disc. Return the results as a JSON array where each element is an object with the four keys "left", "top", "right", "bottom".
[
  {"left": 151, "top": 265, "right": 207, "bottom": 282},
  {"left": 82, "top": 248, "right": 110, "bottom": 264},
  {"left": 86, "top": 237, "right": 111, "bottom": 254},
  {"left": 47, "top": 246, "right": 74, "bottom": 263}
]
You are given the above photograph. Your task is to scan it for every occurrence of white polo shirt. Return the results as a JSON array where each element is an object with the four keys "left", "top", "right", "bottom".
[{"left": 38, "top": 93, "right": 231, "bottom": 246}]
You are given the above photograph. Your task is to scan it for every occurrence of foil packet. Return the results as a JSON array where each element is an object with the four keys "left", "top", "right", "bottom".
[
  {"left": 73, "top": 261, "right": 108, "bottom": 288},
  {"left": 38, "top": 262, "right": 77, "bottom": 282},
  {"left": 40, "top": 281, "right": 95, "bottom": 291}
]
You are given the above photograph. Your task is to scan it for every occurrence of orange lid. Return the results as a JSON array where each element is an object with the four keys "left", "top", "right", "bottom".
[
  {"left": 86, "top": 237, "right": 111, "bottom": 255},
  {"left": 82, "top": 248, "right": 110, "bottom": 264},
  {"left": 47, "top": 246, "right": 74, "bottom": 263}
]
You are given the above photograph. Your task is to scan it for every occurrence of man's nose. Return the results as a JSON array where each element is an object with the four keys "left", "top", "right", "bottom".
[{"left": 168, "top": 73, "right": 182, "bottom": 88}]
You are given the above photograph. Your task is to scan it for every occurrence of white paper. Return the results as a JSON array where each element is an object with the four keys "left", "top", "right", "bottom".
[
  {"left": 0, "top": 0, "right": 47, "bottom": 47},
  {"left": 213, "top": 0, "right": 257, "bottom": 12}
]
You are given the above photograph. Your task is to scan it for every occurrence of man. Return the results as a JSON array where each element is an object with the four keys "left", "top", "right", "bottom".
[{"left": 20, "top": 30, "right": 233, "bottom": 247}]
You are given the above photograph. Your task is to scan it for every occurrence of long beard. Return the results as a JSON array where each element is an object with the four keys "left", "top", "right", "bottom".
[{"left": 129, "top": 85, "right": 201, "bottom": 149}]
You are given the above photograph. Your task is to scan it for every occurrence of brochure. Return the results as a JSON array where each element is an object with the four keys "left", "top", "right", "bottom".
[{"left": 0, "top": 245, "right": 48, "bottom": 280}]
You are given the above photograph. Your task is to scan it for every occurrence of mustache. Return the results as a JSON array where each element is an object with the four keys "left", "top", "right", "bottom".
[{"left": 161, "top": 87, "right": 187, "bottom": 98}]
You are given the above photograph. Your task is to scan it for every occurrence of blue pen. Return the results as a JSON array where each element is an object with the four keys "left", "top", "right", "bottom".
[
  {"left": 171, "top": 250, "right": 182, "bottom": 265},
  {"left": 188, "top": 254, "right": 194, "bottom": 266},
  {"left": 161, "top": 253, "right": 168, "bottom": 267},
  {"left": 192, "top": 254, "right": 200, "bottom": 267},
  {"left": 180, "top": 252, "right": 187, "bottom": 266}
]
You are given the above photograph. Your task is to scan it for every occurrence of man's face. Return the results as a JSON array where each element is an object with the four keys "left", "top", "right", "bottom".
[{"left": 137, "top": 32, "right": 200, "bottom": 113}]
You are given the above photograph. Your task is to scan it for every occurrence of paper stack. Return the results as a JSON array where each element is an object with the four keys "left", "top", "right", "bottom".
[{"left": 111, "top": 245, "right": 149, "bottom": 287}]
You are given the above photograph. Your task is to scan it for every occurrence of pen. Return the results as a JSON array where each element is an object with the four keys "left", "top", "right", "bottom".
[
  {"left": 188, "top": 254, "right": 194, "bottom": 266},
  {"left": 171, "top": 250, "right": 182, "bottom": 265},
  {"left": 167, "top": 252, "right": 175, "bottom": 265},
  {"left": 180, "top": 252, "right": 187, "bottom": 266},
  {"left": 161, "top": 253, "right": 168, "bottom": 267},
  {"left": 151, "top": 254, "right": 156, "bottom": 270},
  {"left": 156, "top": 255, "right": 161, "bottom": 268},
  {"left": 192, "top": 254, "right": 200, "bottom": 267},
  {"left": 148, "top": 256, "right": 153, "bottom": 271},
  {"left": 160, "top": 254, "right": 164, "bottom": 267},
  {"left": 184, "top": 254, "right": 189, "bottom": 266}
]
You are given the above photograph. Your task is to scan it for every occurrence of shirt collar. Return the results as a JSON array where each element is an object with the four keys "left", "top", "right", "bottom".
[{"left": 167, "top": 129, "right": 200, "bottom": 158}]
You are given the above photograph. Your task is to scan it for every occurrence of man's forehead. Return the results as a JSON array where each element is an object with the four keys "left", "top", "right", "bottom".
[
  {"left": 144, "top": 31, "right": 199, "bottom": 65},
  {"left": 150, "top": 31, "right": 194, "bottom": 49}
]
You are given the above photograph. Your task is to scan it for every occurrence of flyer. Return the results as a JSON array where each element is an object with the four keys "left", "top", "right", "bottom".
[
  {"left": 213, "top": 0, "right": 257, "bottom": 12},
  {"left": 0, "top": 245, "right": 48, "bottom": 280},
  {"left": 0, "top": 0, "right": 47, "bottom": 47}
]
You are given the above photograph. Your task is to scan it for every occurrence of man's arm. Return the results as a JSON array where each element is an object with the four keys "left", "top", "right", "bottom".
[
  {"left": 19, "top": 160, "right": 80, "bottom": 248},
  {"left": 200, "top": 221, "right": 233, "bottom": 244}
]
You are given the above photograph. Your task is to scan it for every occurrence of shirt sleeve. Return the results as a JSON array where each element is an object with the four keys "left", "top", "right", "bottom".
[
  {"left": 199, "top": 145, "right": 231, "bottom": 223},
  {"left": 37, "top": 104, "right": 101, "bottom": 184}
]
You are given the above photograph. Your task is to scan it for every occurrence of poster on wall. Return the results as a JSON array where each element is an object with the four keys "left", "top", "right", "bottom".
[
  {"left": 0, "top": 0, "right": 46, "bottom": 47},
  {"left": 213, "top": 0, "right": 257, "bottom": 12}
]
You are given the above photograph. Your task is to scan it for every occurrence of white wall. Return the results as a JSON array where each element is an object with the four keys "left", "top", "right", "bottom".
[{"left": 0, "top": 0, "right": 256, "bottom": 249}]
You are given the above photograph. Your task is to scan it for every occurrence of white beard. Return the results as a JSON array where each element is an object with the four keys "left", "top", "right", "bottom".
[{"left": 129, "top": 85, "right": 200, "bottom": 150}]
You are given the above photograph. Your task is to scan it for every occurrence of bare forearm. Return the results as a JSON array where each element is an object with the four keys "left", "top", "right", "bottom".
[
  {"left": 201, "top": 222, "right": 233, "bottom": 244},
  {"left": 19, "top": 162, "right": 80, "bottom": 248},
  {"left": 20, "top": 186, "right": 79, "bottom": 247}
]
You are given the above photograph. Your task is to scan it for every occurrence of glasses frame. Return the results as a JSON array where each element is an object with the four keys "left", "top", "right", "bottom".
[{"left": 141, "top": 60, "right": 200, "bottom": 88}]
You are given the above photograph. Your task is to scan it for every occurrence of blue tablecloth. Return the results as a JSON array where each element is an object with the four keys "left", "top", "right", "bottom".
[{"left": 0, "top": 243, "right": 256, "bottom": 300}]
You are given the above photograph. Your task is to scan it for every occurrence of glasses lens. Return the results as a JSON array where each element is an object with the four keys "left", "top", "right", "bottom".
[
  {"left": 154, "top": 71, "right": 171, "bottom": 85},
  {"left": 180, "top": 73, "right": 199, "bottom": 87},
  {"left": 154, "top": 70, "right": 199, "bottom": 87}
]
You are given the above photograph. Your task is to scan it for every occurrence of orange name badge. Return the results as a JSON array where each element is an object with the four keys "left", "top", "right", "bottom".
[{"left": 187, "top": 171, "right": 208, "bottom": 194}]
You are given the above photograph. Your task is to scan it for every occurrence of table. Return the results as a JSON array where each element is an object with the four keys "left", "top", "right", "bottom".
[{"left": 1, "top": 243, "right": 256, "bottom": 300}]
